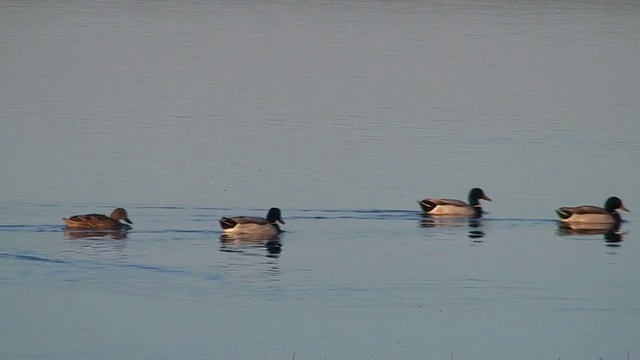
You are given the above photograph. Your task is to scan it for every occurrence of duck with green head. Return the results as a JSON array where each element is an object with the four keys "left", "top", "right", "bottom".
[
  {"left": 219, "top": 207, "right": 285, "bottom": 237},
  {"left": 418, "top": 188, "right": 491, "bottom": 218},
  {"left": 555, "top": 196, "right": 629, "bottom": 224},
  {"left": 63, "top": 208, "right": 133, "bottom": 230}
]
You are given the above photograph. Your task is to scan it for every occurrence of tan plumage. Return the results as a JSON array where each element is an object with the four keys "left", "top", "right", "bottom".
[
  {"left": 63, "top": 208, "right": 133, "bottom": 230},
  {"left": 556, "top": 221, "right": 620, "bottom": 234}
]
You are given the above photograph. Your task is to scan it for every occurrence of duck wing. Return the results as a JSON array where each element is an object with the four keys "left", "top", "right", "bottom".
[
  {"left": 418, "top": 198, "right": 471, "bottom": 214},
  {"left": 63, "top": 213, "right": 123, "bottom": 230},
  {"left": 221, "top": 216, "right": 270, "bottom": 226},
  {"left": 429, "top": 198, "right": 469, "bottom": 207},
  {"left": 555, "top": 205, "right": 611, "bottom": 222},
  {"left": 233, "top": 216, "right": 269, "bottom": 225},
  {"left": 66, "top": 214, "right": 111, "bottom": 223},
  {"left": 562, "top": 206, "right": 608, "bottom": 215}
]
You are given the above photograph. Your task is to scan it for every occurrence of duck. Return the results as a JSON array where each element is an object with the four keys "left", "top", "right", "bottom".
[
  {"left": 418, "top": 188, "right": 491, "bottom": 218},
  {"left": 63, "top": 208, "right": 133, "bottom": 230},
  {"left": 555, "top": 196, "right": 629, "bottom": 224},
  {"left": 219, "top": 207, "right": 285, "bottom": 237}
]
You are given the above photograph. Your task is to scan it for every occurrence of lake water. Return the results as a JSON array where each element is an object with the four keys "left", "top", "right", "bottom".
[{"left": 1, "top": 0, "right": 640, "bottom": 359}]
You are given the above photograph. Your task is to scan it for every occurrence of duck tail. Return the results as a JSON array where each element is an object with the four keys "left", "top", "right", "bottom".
[
  {"left": 417, "top": 199, "right": 436, "bottom": 213},
  {"left": 555, "top": 208, "right": 570, "bottom": 220},
  {"left": 219, "top": 217, "right": 237, "bottom": 229}
]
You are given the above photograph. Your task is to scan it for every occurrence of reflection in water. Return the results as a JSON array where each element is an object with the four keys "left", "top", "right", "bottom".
[
  {"left": 64, "top": 229, "right": 129, "bottom": 240},
  {"left": 419, "top": 216, "right": 485, "bottom": 240},
  {"left": 218, "top": 234, "right": 283, "bottom": 284},
  {"left": 467, "top": 218, "right": 484, "bottom": 241},
  {"left": 219, "top": 234, "right": 282, "bottom": 257},
  {"left": 62, "top": 231, "right": 128, "bottom": 254},
  {"left": 556, "top": 222, "right": 626, "bottom": 247}
]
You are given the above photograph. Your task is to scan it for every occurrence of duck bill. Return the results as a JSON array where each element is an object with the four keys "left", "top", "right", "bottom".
[
  {"left": 619, "top": 205, "right": 630, "bottom": 212},
  {"left": 482, "top": 195, "right": 492, "bottom": 201},
  {"left": 125, "top": 217, "right": 133, "bottom": 224},
  {"left": 278, "top": 218, "right": 286, "bottom": 224}
]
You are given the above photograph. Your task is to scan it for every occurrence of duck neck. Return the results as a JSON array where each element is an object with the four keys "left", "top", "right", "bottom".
[
  {"left": 472, "top": 206, "right": 483, "bottom": 218},
  {"left": 610, "top": 211, "right": 622, "bottom": 223},
  {"left": 468, "top": 195, "right": 481, "bottom": 207}
]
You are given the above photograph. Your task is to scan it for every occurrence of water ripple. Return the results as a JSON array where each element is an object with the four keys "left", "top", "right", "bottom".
[
  {"left": 0, "top": 252, "right": 67, "bottom": 264},
  {"left": 0, "top": 251, "right": 188, "bottom": 276}
]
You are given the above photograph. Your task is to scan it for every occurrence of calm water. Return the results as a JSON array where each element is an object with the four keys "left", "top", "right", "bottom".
[{"left": 2, "top": 0, "right": 640, "bottom": 359}]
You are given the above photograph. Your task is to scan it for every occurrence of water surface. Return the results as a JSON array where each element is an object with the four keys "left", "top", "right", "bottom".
[{"left": 1, "top": 0, "right": 640, "bottom": 359}]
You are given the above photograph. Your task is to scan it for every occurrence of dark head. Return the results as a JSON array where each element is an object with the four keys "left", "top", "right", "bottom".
[
  {"left": 468, "top": 188, "right": 491, "bottom": 207},
  {"left": 110, "top": 208, "right": 133, "bottom": 224},
  {"left": 266, "top": 207, "right": 285, "bottom": 224},
  {"left": 603, "top": 197, "right": 629, "bottom": 213}
]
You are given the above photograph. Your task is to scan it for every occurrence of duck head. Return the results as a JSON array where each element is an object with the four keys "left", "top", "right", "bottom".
[
  {"left": 468, "top": 188, "right": 492, "bottom": 207},
  {"left": 110, "top": 208, "right": 133, "bottom": 224},
  {"left": 266, "top": 207, "right": 285, "bottom": 224}
]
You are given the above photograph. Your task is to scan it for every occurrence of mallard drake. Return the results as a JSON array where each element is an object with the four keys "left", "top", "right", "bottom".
[
  {"left": 418, "top": 188, "right": 491, "bottom": 217},
  {"left": 63, "top": 208, "right": 133, "bottom": 230},
  {"left": 219, "top": 207, "right": 285, "bottom": 237},
  {"left": 555, "top": 196, "right": 629, "bottom": 224}
]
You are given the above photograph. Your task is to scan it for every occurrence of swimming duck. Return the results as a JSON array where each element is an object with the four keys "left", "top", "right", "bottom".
[
  {"left": 219, "top": 207, "right": 285, "bottom": 237},
  {"left": 555, "top": 196, "right": 629, "bottom": 224},
  {"left": 418, "top": 188, "right": 491, "bottom": 218},
  {"left": 63, "top": 208, "right": 133, "bottom": 230}
]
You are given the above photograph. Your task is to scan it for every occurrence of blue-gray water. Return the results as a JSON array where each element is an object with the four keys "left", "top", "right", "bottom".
[{"left": 1, "top": 0, "right": 640, "bottom": 359}]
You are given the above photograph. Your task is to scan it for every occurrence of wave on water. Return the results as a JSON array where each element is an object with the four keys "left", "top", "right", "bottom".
[
  {"left": 289, "top": 209, "right": 419, "bottom": 221},
  {"left": 0, "top": 251, "right": 189, "bottom": 276},
  {"left": 0, "top": 252, "right": 67, "bottom": 264},
  {"left": 0, "top": 224, "right": 64, "bottom": 233}
]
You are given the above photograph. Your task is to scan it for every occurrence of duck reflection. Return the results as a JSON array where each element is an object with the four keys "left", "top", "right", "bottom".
[
  {"left": 62, "top": 230, "right": 128, "bottom": 254},
  {"left": 556, "top": 222, "right": 626, "bottom": 246},
  {"left": 64, "top": 228, "right": 129, "bottom": 240},
  {"left": 419, "top": 216, "right": 486, "bottom": 240},
  {"left": 219, "top": 234, "right": 283, "bottom": 257}
]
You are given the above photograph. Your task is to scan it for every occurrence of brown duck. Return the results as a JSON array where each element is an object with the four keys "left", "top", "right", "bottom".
[{"left": 63, "top": 208, "right": 133, "bottom": 230}]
